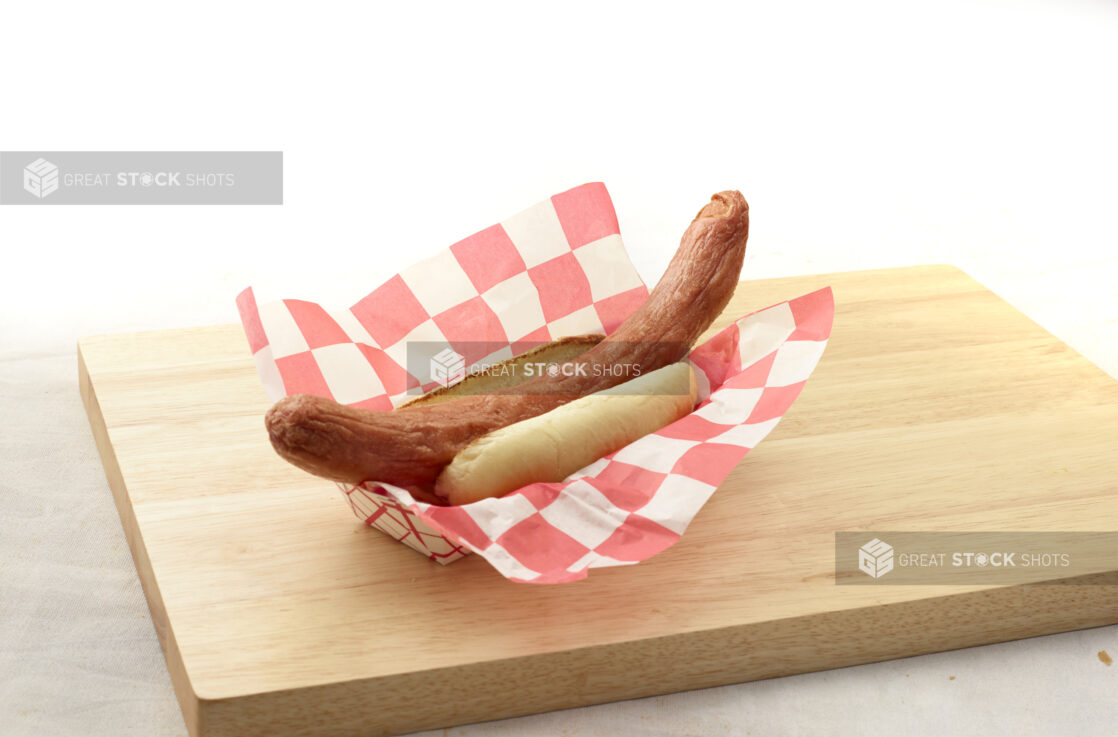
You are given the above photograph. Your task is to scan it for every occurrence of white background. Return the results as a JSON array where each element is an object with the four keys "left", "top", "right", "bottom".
[{"left": 1, "top": 1, "right": 1116, "bottom": 735}]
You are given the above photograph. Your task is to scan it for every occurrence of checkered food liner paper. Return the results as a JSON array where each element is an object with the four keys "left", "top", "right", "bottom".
[{"left": 237, "top": 182, "right": 834, "bottom": 583}]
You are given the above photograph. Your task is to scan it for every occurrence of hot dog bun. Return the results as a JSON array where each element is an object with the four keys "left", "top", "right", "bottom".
[{"left": 434, "top": 362, "right": 697, "bottom": 505}]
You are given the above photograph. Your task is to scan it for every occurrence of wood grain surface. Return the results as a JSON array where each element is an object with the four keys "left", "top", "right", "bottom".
[{"left": 79, "top": 265, "right": 1118, "bottom": 737}]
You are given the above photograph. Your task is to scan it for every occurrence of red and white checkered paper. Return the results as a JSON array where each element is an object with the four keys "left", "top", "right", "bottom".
[{"left": 237, "top": 182, "right": 834, "bottom": 583}]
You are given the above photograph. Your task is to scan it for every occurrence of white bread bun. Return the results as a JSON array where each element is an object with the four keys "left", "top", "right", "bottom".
[{"left": 434, "top": 362, "right": 697, "bottom": 505}]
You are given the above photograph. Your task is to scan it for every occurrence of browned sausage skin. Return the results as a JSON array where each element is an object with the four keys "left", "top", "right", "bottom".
[{"left": 266, "top": 191, "right": 749, "bottom": 494}]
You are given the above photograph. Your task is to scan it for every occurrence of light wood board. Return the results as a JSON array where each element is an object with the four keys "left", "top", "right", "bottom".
[{"left": 79, "top": 265, "right": 1118, "bottom": 737}]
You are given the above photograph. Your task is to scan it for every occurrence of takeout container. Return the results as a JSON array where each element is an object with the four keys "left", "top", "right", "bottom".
[{"left": 237, "top": 183, "right": 833, "bottom": 583}]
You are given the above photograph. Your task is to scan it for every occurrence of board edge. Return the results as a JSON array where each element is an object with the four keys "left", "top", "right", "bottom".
[
  {"left": 191, "top": 579, "right": 1118, "bottom": 737},
  {"left": 78, "top": 341, "right": 206, "bottom": 737}
]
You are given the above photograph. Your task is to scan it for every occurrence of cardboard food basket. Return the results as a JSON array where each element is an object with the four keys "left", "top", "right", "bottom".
[{"left": 237, "top": 183, "right": 833, "bottom": 583}]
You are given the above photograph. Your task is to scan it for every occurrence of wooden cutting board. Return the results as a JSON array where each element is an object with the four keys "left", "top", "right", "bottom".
[{"left": 79, "top": 265, "right": 1118, "bottom": 737}]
